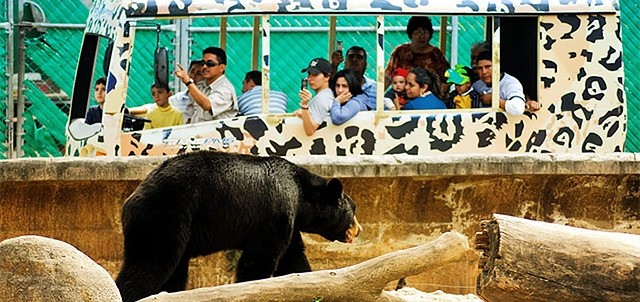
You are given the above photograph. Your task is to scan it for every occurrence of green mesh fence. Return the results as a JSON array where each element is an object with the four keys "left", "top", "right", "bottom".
[
  {"left": 0, "top": 38, "right": 7, "bottom": 159},
  {"left": 621, "top": 1, "right": 640, "bottom": 152},
  {"left": 0, "top": 0, "right": 7, "bottom": 159},
  {"left": 1, "top": 1, "right": 638, "bottom": 157}
]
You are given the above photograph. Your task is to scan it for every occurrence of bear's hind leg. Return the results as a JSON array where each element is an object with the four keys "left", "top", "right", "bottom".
[
  {"left": 116, "top": 211, "right": 191, "bottom": 301},
  {"left": 273, "top": 231, "right": 311, "bottom": 276},
  {"left": 159, "top": 254, "right": 191, "bottom": 293}
]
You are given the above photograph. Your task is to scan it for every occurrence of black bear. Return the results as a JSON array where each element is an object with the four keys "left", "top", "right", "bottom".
[{"left": 115, "top": 151, "right": 361, "bottom": 302}]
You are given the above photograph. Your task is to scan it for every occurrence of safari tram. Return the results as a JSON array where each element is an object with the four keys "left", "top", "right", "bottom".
[{"left": 65, "top": 0, "right": 626, "bottom": 157}]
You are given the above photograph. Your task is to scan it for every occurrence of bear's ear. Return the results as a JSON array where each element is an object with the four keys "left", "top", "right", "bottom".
[{"left": 326, "top": 178, "right": 343, "bottom": 203}]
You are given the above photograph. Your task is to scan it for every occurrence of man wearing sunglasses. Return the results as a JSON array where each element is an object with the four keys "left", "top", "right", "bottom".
[{"left": 175, "top": 47, "right": 237, "bottom": 123}]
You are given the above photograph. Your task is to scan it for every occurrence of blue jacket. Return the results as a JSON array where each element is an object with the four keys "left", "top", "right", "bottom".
[
  {"left": 330, "top": 93, "right": 369, "bottom": 125},
  {"left": 402, "top": 93, "right": 446, "bottom": 110}
]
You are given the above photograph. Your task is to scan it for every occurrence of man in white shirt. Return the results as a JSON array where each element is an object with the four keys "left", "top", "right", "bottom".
[
  {"left": 175, "top": 47, "right": 238, "bottom": 123},
  {"left": 472, "top": 51, "right": 540, "bottom": 115},
  {"left": 237, "top": 70, "right": 288, "bottom": 115},
  {"left": 168, "top": 60, "right": 202, "bottom": 123},
  {"left": 295, "top": 58, "right": 334, "bottom": 136}
]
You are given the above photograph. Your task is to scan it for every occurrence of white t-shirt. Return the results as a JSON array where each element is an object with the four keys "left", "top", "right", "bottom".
[
  {"left": 168, "top": 90, "right": 194, "bottom": 123},
  {"left": 472, "top": 72, "right": 525, "bottom": 115},
  {"left": 308, "top": 88, "right": 334, "bottom": 125}
]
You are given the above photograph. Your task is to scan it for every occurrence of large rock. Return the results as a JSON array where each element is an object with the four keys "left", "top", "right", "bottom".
[{"left": 0, "top": 235, "right": 121, "bottom": 302}]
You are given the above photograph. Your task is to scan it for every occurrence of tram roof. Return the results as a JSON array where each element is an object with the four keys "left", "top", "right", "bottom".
[
  {"left": 123, "top": 0, "right": 619, "bottom": 18},
  {"left": 87, "top": 0, "right": 619, "bottom": 39}
]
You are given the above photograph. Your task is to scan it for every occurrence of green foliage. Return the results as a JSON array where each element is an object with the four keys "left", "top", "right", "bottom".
[{"left": 225, "top": 250, "right": 243, "bottom": 272}]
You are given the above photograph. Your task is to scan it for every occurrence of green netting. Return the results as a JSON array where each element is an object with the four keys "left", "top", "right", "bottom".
[
  {"left": 621, "top": 2, "right": 640, "bottom": 152},
  {"left": 0, "top": 32, "right": 7, "bottom": 159},
  {"left": 22, "top": 80, "right": 65, "bottom": 157},
  {"left": 0, "top": 0, "right": 7, "bottom": 158},
  {"left": 0, "top": 0, "right": 6, "bottom": 23}
]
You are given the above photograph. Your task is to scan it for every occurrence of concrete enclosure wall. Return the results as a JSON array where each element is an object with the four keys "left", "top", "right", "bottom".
[{"left": 0, "top": 154, "right": 639, "bottom": 294}]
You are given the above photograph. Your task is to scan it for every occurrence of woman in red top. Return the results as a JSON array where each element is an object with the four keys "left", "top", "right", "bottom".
[{"left": 385, "top": 16, "right": 450, "bottom": 95}]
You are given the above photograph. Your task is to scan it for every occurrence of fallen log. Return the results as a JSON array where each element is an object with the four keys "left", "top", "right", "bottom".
[
  {"left": 476, "top": 214, "right": 640, "bottom": 302},
  {"left": 140, "top": 231, "right": 470, "bottom": 302}
]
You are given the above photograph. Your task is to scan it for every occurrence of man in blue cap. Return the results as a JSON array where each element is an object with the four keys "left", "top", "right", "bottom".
[{"left": 295, "top": 58, "right": 334, "bottom": 136}]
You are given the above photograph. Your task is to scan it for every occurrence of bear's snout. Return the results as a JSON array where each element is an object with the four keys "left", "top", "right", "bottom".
[{"left": 345, "top": 216, "right": 362, "bottom": 243}]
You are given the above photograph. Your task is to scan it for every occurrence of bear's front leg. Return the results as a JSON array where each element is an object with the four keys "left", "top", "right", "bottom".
[{"left": 273, "top": 231, "right": 311, "bottom": 276}]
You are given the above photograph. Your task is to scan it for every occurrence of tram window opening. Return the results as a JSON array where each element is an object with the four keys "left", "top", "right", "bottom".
[{"left": 500, "top": 16, "right": 538, "bottom": 102}]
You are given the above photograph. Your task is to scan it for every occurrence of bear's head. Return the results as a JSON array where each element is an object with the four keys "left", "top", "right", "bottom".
[{"left": 299, "top": 177, "right": 362, "bottom": 243}]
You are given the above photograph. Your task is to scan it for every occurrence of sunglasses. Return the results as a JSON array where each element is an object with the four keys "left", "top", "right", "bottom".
[{"left": 199, "top": 60, "right": 221, "bottom": 67}]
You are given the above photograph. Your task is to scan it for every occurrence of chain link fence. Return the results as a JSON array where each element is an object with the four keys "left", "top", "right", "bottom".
[
  {"left": 621, "top": 1, "right": 640, "bottom": 152},
  {"left": 0, "top": 1, "right": 8, "bottom": 158},
  {"left": 1, "top": 1, "right": 637, "bottom": 158}
]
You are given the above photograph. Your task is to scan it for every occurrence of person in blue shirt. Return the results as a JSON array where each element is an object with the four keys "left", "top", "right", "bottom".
[
  {"left": 330, "top": 46, "right": 390, "bottom": 110},
  {"left": 85, "top": 77, "right": 106, "bottom": 124},
  {"left": 237, "top": 70, "right": 288, "bottom": 115},
  {"left": 85, "top": 77, "right": 131, "bottom": 127},
  {"left": 402, "top": 67, "right": 447, "bottom": 110},
  {"left": 329, "top": 69, "right": 368, "bottom": 125}
]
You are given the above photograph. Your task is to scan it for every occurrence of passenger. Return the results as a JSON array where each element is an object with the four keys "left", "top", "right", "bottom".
[
  {"left": 237, "top": 70, "right": 288, "bottom": 115},
  {"left": 469, "top": 41, "right": 491, "bottom": 83},
  {"left": 143, "top": 84, "right": 184, "bottom": 130},
  {"left": 85, "top": 76, "right": 132, "bottom": 125},
  {"left": 471, "top": 51, "right": 540, "bottom": 114},
  {"left": 84, "top": 77, "right": 106, "bottom": 125},
  {"left": 330, "top": 46, "right": 382, "bottom": 110},
  {"left": 384, "top": 67, "right": 409, "bottom": 110},
  {"left": 168, "top": 59, "right": 203, "bottom": 123},
  {"left": 385, "top": 16, "right": 450, "bottom": 95},
  {"left": 329, "top": 69, "right": 368, "bottom": 125},
  {"left": 174, "top": 46, "right": 237, "bottom": 123},
  {"left": 445, "top": 65, "right": 482, "bottom": 109},
  {"left": 402, "top": 67, "right": 447, "bottom": 110},
  {"left": 128, "top": 61, "right": 202, "bottom": 122},
  {"left": 295, "top": 58, "right": 334, "bottom": 136}
]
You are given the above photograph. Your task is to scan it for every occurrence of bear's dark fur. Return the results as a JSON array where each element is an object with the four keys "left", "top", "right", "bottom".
[{"left": 115, "top": 151, "right": 360, "bottom": 302}]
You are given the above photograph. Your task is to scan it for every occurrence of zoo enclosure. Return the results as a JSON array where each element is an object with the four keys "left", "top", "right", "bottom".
[{"left": 0, "top": 0, "right": 638, "bottom": 159}]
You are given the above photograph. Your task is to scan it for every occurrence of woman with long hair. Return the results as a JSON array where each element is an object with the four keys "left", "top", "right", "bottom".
[
  {"left": 402, "top": 67, "right": 447, "bottom": 110},
  {"left": 329, "top": 69, "right": 369, "bottom": 125}
]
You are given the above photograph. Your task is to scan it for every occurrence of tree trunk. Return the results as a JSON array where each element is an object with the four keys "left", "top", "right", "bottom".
[
  {"left": 476, "top": 214, "right": 640, "bottom": 302},
  {"left": 140, "top": 231, "right": 470, "bottom": 302}
]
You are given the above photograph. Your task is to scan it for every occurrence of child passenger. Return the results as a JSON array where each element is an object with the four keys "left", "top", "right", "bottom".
[
  {"left": 384, "top": 67, "right": 409, "bottom": 110},
  {"left": 445, "top": 65, "right": 482, "bottom": 109},
  {"left": 144, "top": 84, "right": 184, "bottom": 130}
]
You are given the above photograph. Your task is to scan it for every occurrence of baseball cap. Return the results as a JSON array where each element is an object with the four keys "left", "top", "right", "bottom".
[{"left": 301, "top": 58, "right": 332, "bottom": 75}]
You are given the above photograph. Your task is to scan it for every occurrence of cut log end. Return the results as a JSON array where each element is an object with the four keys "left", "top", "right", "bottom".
[
  {"left": 474, "top": 218, "right": 500, "bottom": 294},
  {"left": 475, "top": 214, "right": 640, "bottom": 302}
]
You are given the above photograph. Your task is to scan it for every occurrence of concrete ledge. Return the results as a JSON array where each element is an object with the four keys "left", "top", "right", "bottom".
[{"left": 0, "top": 153, "right": 639, "bottom": 181}]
